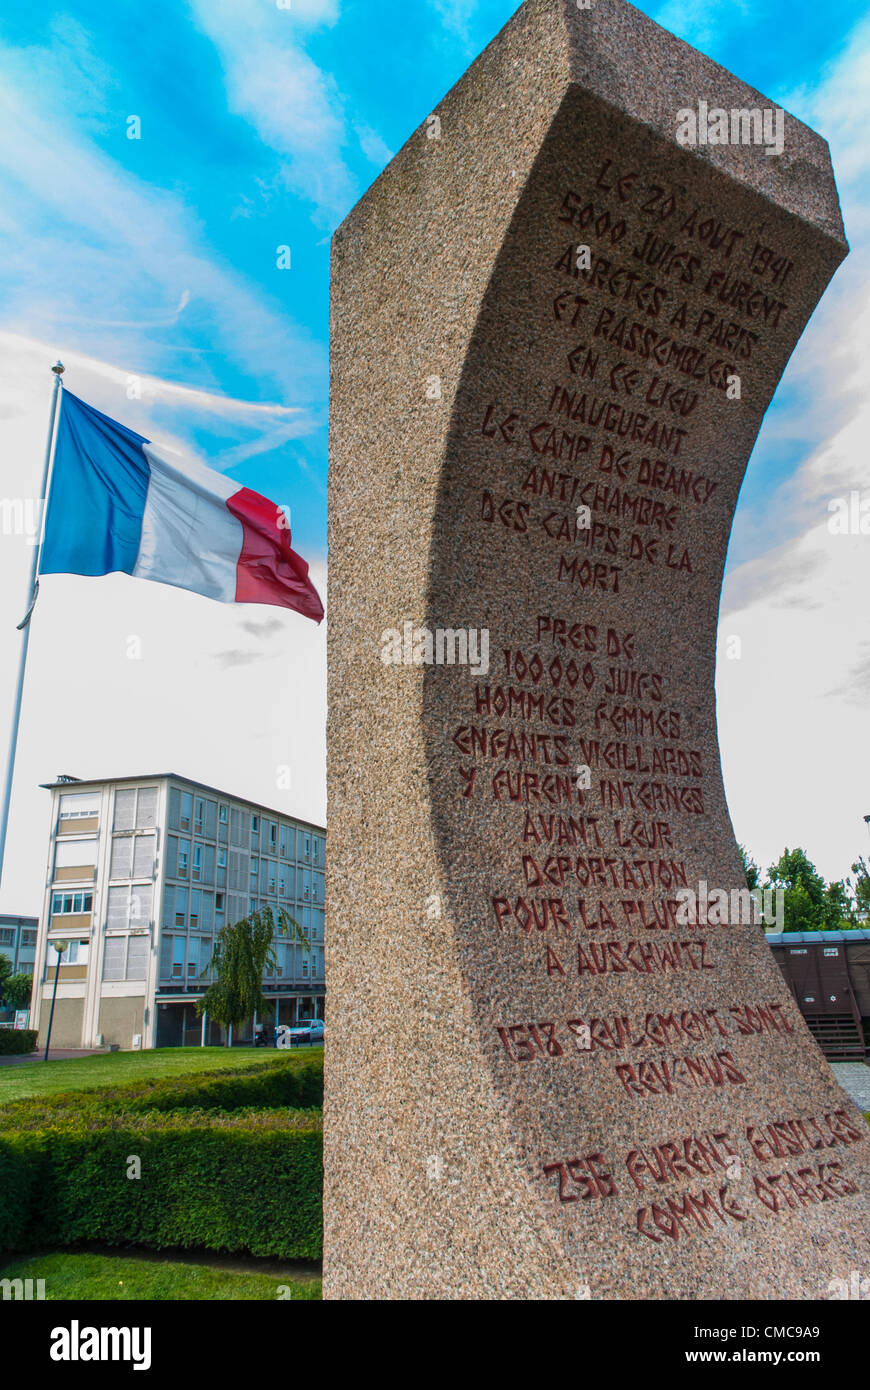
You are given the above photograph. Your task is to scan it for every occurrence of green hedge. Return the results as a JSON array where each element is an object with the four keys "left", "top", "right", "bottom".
[
  {"left": 0, "top": 1029, "right": 37, "bottom": 1055},
  {"left": 0, "top": 1055, "right": 324, "bottom": 1260},
  {"left": 0, "top": 1052, "right": 324, "bottom": 1130},
  {"left": 0, "top": 1110, "right": 322, "bottom": 1259}
]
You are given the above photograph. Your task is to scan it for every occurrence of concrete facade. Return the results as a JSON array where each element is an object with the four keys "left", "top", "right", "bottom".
[{"left": 31, "top": 774, "right": 325, "bottom": 1050}]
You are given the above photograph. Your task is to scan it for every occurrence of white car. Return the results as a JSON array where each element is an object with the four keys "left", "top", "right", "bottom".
[{"left": 276, "top": 1019, "right": 324, "bottom": 1047}]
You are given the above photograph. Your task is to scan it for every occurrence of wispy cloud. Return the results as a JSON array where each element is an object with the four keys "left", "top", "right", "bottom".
[
  {"left": 355, "top": 124, "right": 395, "bottom": 168},
  {"left": 187, "top": 0, "right": 359, "bottom": 226},
  {"left": 0, "top": 39, "right": 326, "bottom": 400},
  {"left": 715, "top": 14, "right": 870, "bottom": 881},
  {"left": 428, "top": 0, "right": 481, "bottom": 47},
  {"left": 651, "top": 0, "right": 752, "bottom": 52}
]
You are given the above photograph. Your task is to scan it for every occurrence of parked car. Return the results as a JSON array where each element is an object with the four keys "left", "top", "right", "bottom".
[{"left": 277, "top": 1018, "right": 324, "bottom": 1047}]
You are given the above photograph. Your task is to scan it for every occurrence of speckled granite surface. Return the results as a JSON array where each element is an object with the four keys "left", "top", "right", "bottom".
[{"left": 325, "top": 0, "right": 869, "bottom": 1299}]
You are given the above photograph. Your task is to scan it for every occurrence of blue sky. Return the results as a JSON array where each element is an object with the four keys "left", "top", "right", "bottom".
[
  {"left": 1, "top": 0, "right": 869, "bottom": 911},
  {"left": 0, "top": 0, "right": 864, "bottom": 555},
  {"left": 0, "top": 0, "right": 861, "bottom": 558}
]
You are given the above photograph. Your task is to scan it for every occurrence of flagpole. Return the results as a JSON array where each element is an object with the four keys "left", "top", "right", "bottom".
[{"left": 0, "top": 361, "right": 65, "bottom": 886}]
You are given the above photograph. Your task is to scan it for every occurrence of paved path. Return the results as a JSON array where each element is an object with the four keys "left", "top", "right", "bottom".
[
  {"left": 0, "top": 1048, "right": 105, "bottom": 1068},
  {"left": 831, "top": 1061, "right": 870, "bottom": 1112}
]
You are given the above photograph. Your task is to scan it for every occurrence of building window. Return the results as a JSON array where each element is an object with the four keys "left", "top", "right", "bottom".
[
  {"left": 103, "top": 934, "right": 147, "bottom": 982},
  {"left": 114, "top": 787, "right": 157, "bottom": 831},
  {"left": 58, "top": 791, "right": 100, "bottom": 821},
  {"left": 304, "top": 835, "right": 310, "bottom": 861},
  {"left": 51, "top": 891, "right": 93, "bottom": 916},
  {"left": 251, "top": 815, "right": 259, "bottom": 833},
  {"left": 109, "top": 834, "right": 155, "bottom": 881},
  {"left": 218, "top": 804, "right": 228, "bottom": 824},
  {"left": 178, "top": 844, "right": 189, "bottom": 878},
  {"left": 192, "top": 845, "right": 202, "bottom": 882},
  {"left": 21, "top": 930, "right": 36, "bottom": 946},
  {"left": 56, "top": 838, "right": 98, "bottom": 874},
  {"left": 249, "top": 898, "right": 257, "bottom": 916},
  {"left": 217, "top": 848, "right": 227, "bottom": 868},
  {"left": 215, "top": 892, "right": 225, "bottom": 912},
  {"left": 106, "top": 885, "right": 152, "bottom": 931},
  {"left": 313, "top": 837, "right": 320, "bottom": 863},
  {"left": 179, "top": 792, "right": 192, "bottom": 832},
  {"left": 0, "top": 928, "right": 13, "bottom": 946},
  {"left": 269, "top": 822, "right": 277, "bottom": 848},
  {"left": 195, "top": 799, "right": 205, "bottom": 833},
  {"left": 46, "top": 940, "right": 89, "bottom": 974}
]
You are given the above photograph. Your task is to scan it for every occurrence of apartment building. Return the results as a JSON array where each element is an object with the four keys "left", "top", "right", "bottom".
[
  {"left": 0, "top": 913, "right": 39, "bottom": 978},
  {"left": 31, "top": 774, "right": 325, "bottom": 1050}
]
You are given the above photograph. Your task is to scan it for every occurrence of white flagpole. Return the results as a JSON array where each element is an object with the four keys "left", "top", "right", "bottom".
[{"left": 0, "top": 361, "right": 65, "bottom": 886}]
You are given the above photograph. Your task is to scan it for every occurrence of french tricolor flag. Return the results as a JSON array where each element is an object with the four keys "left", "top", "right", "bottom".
[{"left": 40, "top": 389, "right": 324, "bottom": 623}]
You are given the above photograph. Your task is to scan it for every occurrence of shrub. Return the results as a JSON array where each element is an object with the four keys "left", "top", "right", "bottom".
[
  {"left": 0, "top": 1054, "right": 324, "bottom": 1260},
  {"left": 0, "top": 1109, "right": 322, "bottom": 1260},
  {"left": 0, "top": 1132, "right": 44, "bottom": 1250},
  {"left": 0, "top": 1051, "right": 323, "bottom": 1130},
  {"left": 0, "top": 1029, "right": 37, "bottom": 1056}
]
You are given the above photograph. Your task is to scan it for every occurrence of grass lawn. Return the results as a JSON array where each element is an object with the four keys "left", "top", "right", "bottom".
[
  {"left": 0, "top": 1252, "right": 322, "bottom": 1301},
  {"left": 0, "top": 1046, "right": 302, "bottom": 1104}
]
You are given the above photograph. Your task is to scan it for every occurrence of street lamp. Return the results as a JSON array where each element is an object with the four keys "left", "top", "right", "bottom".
[{"left": 43, "top": 939, "right": 69, "bottom": 1062}]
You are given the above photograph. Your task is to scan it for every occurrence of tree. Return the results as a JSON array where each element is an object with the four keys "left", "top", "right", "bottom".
[
  {"left": 850, "top": 857, "right": 870, "bottom": 918},
  {"left": 767, "top": 847, "right": 853, "bottom": 932},
  {"left": 3, "top": 973, "right": 33, "bottom": 1011},
  {"left": 0, "top": 954, "right": 12, "bottom": 1006},
  {"left": 738, "top": 845, "right": 759, "bottom": 891},
  {"left": 196, "top": 907, "right": 308, "bottom": 1044}
]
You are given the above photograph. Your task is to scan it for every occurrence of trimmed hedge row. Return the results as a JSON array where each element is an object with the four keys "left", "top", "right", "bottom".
[
  {"left": 0, "top": 1055, "right": 325, "bottom": 1260},
  {"left": 0, "top": 1109, "right": 323, "bottom": 1259},
  {"left": 0, "top": 1052, "right": 324, "bottom": 1130},
  {"left": 0, "top": 1029, "right": 37, "bottom": 1055}
]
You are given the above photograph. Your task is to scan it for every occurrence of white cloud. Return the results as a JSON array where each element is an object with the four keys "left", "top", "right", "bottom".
[
  {"left": 284, "top": 0, "right": 341, "bottom": 23},
  {"left": 0, "top": 49, "right": 326, "bottom": 400},
  {"left": 651, "top": 0, "right": 752, "bottom": 52},
  {"left": 187, "top": 0, "right": 357, "bottom": 226},
  {"left": 356, "top": 124, "right": 395, "bottom": 169},
  {"left": 429, "top": 0, "right": 481, "bottom": 46},
  {"left": 715, "top": 17, "right": 870, "bottom": 885}
]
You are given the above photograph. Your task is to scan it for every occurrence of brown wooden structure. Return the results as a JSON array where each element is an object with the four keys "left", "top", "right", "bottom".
[{"left": 766, "top": 930, "right": 870, "bottom": 1061}]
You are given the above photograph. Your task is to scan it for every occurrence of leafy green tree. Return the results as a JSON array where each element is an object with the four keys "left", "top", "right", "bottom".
[
  {"left": 3, "top": 973, "right": 33, "bottom": 1010},
  {"left": 781, "top": 879, "right": 818, "bottom": 933},
  {"left": 824, "top": 879, "right": 857, "bottom": 929},
  {"left": 767, "top": 847, "right": 853, "bottom": 932},
  {"left": 196, "top": 907, "right": 308, "bottom": 1044},
  {"left": 0, "top": 954, "right": 12, "bottom": 1005},
  {"left": 850, "top": 857, "right": 870, "bottom": 917},
  {"left": 738, "top": 845, "right": 759, "bottom": 891}
]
